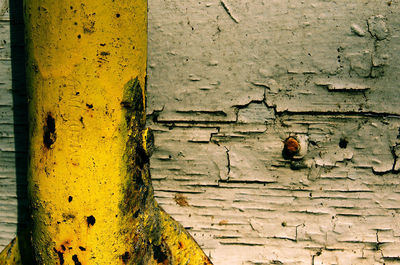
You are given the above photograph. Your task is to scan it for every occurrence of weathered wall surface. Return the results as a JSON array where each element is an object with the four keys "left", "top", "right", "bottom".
[
  {"left": 0, "top": 0, "right": 28, "bottom": 253},
  {"left": 1, "top": 0, "right": 400, "bottom": 264}
]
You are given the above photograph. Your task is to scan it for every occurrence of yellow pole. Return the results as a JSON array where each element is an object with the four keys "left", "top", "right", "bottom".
[{"left": 1, "top": 0, "right": 212, "bottom": 264}]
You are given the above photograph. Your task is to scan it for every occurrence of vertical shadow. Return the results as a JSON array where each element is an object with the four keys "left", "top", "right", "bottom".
[{"left": 9, "top": 0, "right": 35, "bottom": 263}]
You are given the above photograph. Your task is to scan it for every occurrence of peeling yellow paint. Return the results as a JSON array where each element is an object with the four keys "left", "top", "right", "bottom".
[
  {"left": 0, "top": 0, "right": 216, "bottom": 264},
  {"left": 159, "top": 209, "right": 213, "bottom": 265},
  {"left": 25, "top": 1, "right": 147, "bottom": 263},
  {"left": 0, "top": 229, "right": 35, "bottom": 265},
  {"left": 0, "top": 237, "right": 22, "bottom": 265}
]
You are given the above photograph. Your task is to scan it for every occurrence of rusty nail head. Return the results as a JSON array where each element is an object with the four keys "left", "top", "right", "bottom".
[{"left": 283, "top": 136, "right": 300, "bottom": 159}]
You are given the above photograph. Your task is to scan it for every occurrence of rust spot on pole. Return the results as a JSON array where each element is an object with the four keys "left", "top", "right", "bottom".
[
  {"left": 86, "top": 215, "right": 96, "bottom": 227},
  {"left": 120, "top": 251, "right": 130, "bottom": 264},
  {"left": 43, "top": 113, "right": 56, "bottom": 149},
  {"left": 53, "top": 248, "right": 64, "bottom": 265},
  {"left": 72, "top": 254, "right": 82, "bottom": 265}
]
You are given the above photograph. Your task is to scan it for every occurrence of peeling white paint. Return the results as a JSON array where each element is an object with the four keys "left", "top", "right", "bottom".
[{"left": 1, "top": 0, "right": 400, "bottom": 264}]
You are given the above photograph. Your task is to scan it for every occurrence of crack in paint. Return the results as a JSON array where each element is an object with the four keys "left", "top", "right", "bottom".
[{"left": 220, "top": 0, "right": 239, "bottom": 24}]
